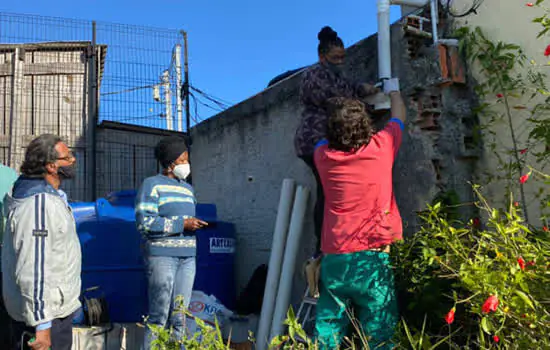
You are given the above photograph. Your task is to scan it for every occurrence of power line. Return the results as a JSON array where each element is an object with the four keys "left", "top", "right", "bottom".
[
  {"left": 100, "top": 83, "right": 157, "bottom": 96},
  {"left": 189, "top": 93, "right": 203, "bottom": 125},
  {"left": 189, "top": 85, "right": 232, "bottom": 108},
  {"left": 190, "top": 91, "right": 225, "bottom": 113}
]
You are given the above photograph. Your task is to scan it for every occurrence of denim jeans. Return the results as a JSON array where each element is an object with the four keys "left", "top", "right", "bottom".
[{"left": 143, "top": 255, "right": 196, "bottom": 350}]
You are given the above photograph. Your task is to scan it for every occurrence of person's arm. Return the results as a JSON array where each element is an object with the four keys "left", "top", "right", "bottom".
[
  {"left": 135, "top": 181, "right": 206, "bottom": 237},
  {"left": 376, "top": 78, "right": 405, "bottom": 157},
  {"left": 384, "top": 78, "right": 406, "bottom": 123}
]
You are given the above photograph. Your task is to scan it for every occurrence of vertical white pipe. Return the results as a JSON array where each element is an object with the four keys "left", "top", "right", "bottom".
[
  {"left": 371, "top": 0, "right": 392, "bottom": 110},
  {"left": 378, "top": 0, "right": 392, "bottom": 81},
  {"left": 430, "top": 0, "right": 439, "bottom": 44},
  {"left": 269, "top": 185, "right": 310, "bottom": 341},
  {"left": 256, "top": 179, "right": 296, "bottom": 350}
]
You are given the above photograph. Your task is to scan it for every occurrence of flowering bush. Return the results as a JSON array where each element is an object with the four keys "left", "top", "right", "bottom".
[
  {"left": 392, "top": 185, "right": 550, "bottom": 349},
  {"left": 454, "top": 1, "right": 550, "bottom": 224}
]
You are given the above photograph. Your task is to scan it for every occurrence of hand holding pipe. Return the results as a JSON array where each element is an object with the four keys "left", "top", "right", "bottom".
[{"left": 383, "top": 78, "right": 400, "bottom": 94}]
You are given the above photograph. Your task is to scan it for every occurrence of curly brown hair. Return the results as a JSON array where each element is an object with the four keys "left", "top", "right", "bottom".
[{"left": 325, "top": 97, "right": 374, "bottom": 152}]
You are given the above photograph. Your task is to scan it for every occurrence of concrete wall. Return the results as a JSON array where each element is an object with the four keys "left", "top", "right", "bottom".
[
  {"left": 453, "top": 0, "right": 548, "bottom": 222},
  {"left": 190, "top": 17, "right": 479, "bottom": 304}
]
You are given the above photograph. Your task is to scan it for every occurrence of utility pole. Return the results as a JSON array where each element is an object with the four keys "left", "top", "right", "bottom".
[
  {"left": 175, "top": 44, "right": 183, "bottom": 132},
  {"left": 162, "top": 70, "right": 173, "bottom": 131},
  {"left": 182, "top": 31, "right": 191, "bottom": 141},
  {"left": 90, "top": 21, "right": 98, "bottom": 200}
]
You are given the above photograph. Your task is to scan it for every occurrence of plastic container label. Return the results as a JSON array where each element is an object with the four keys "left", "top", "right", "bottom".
[{"left": 209, "top": 237, "right": 236, "bottom": 254}]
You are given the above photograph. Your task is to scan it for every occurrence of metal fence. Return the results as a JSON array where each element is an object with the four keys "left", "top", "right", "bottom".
[{"left": 0, "top": 12, "right": 187, "bottom": 201}]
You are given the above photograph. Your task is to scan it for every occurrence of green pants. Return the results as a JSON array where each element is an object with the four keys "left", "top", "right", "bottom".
[{"left": 315, "top": 250, "right": 398, "bottom": 350}]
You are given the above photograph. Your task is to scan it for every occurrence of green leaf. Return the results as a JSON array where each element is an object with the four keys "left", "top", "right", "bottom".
[
  {"left": 515, "top": 290, "right": 536, "bottom": 310},
  {"left": 481, "top": 317, "right": 492, "bottom": 334}
]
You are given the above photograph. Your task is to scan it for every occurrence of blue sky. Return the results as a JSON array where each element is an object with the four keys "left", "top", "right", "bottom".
[{"left": 1, "top": 1, "right": 401, "bottom": 128}]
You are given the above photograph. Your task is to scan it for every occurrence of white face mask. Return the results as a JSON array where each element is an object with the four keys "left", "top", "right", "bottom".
[{"left": 173, "top": 163, "right": 191, "bottom": 180}]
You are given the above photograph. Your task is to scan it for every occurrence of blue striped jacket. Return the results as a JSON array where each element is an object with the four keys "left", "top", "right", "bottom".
[{"left": 135, "top": 174, "right": 197, "bottom": 257}]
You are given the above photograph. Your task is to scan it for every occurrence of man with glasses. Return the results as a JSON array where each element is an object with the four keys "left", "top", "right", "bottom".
[{"left": 2, "top": 134, "right": 81, "bottom": 350}]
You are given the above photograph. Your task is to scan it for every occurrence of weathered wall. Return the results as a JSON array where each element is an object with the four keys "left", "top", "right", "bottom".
[
  {"left": 190, "top": 18, "right": 479, "bottom": 304},
  {"left": 453, "top": 0, "right": 548, "bottom": 222}
]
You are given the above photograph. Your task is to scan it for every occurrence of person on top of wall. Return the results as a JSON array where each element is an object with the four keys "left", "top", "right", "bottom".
[
  {"left": 313, "top": 78, "right": 405, "bottom": 350},
  {"left": 2, "top": 134, "right": 81, "bottom": 350},
  {"left": 135, "top": 136, "right": 208, "bottom": 349},
  {"left": 295, "top": 26, "right": 379, "bottom": 297}
]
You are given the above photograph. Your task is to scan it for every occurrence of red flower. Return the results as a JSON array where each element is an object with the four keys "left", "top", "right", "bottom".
[
  {"left": 519, "top": 173, "right": 530, "bottom": 184},
  {"left": 520, "top": 148, "right": 528, "bottom": 155},
  {"left": 493, "top": 335, "right": 500, "bottom": 343},
  {"left": 473, "top": 217, "right": 481, "bottom": 228},
  {"left": 545, "top": 44, "right": 550, "bottom": 57},
  {"left": 496, "top": 93, "right": 504, "bottom": 98},
  {"left": 482, "top": 295, "right": 499, "bottom": 313},
  {"left": 527, "top": 260, "right": 536, "bottom": 267},
  {"left": 514, "top": 201, "right": 520, "bottom": 207},
  {"left": 526, "top": 2, "right": 534, "bottom": 6},
  {"left": 444, "top": 308, "right": 455, "bottom": 324},
  {"left": 518, "top": 257, "right": 526, "bottom": 271},
  {"left": 543, "top": 226, "right": 549, "bottom": 232}
]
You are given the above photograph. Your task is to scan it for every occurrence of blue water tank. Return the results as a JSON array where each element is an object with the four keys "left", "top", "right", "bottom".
[
  {"left": 71, "top": 190, "right": 236, "bottom": 323},
  {"left": 194, "top": 221, "right": 237, "bottom": 310}
]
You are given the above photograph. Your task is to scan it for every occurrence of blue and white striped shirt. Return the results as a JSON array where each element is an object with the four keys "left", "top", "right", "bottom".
[{"left": 135, "top": 174, "right": 197, "bottom": 257}]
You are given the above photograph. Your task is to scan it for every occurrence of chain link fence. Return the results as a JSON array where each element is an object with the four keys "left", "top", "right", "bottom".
[{"left": 0, "top": 12, "right": 186, "bottom": 201}]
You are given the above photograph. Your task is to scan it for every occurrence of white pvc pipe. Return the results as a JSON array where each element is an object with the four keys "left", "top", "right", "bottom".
[
  {"left": 372, "top": 0, "right": 392, "bottom": 110},
  {"left": 269, "top": 185, "right": 310, "bottom": 341},
  {"left": 430, "top": 0, "right": 439, "bottom": 44},
  {"left": 255, "top": 179, "right": 296, "bottom": 350},
  {"left": 378, "top": 0, "right": 391, "bottom": 81}
]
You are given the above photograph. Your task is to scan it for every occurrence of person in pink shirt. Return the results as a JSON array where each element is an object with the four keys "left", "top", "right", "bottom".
[{"left": 313, "top": 78, "right": 405, "bottom": 349}]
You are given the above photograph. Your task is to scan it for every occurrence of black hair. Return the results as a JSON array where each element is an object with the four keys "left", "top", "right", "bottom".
[
  {"left": 318, "top": 26, "right": 344, "bottom": 55},
  {"left": 326, "top": 97, "right": 374, "bottom": 152},
  {"left": 20, "top": 134, "right": 62, "bottom": 177},
  {"left": 154, "top": 136, "right": 188, "bottom": 169}
]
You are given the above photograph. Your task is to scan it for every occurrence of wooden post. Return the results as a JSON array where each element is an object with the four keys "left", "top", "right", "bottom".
[{"left": 8, "top": 47, "right": 24, "bottom": 169}]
